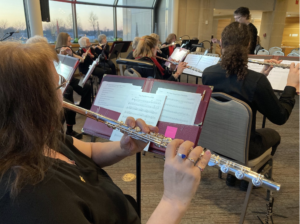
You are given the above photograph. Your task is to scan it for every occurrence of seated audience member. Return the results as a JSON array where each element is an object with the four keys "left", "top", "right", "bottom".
[
  {"left": 0, "top": 41, "right": 211, "bottom": 224},
  {"left": 94, "top": 34, "right": 116, "bottom": 75},
  {"left": 55, "top": 33, "right": 92, "bottom": 139},
  {"left": 77, "top": 36, "right": 112, "bottom": 81},
  {"left": 202, "top": 22, "right": 299, "bottom": 190},
  {"left": 26, "top": 35, "right": 48, "bottom": 44},
  {"left": 127, "top": 36, "right": 141, "bottom": 59},
  {"left": 133, "top": 35, "right": 188, "bottom": 81}
]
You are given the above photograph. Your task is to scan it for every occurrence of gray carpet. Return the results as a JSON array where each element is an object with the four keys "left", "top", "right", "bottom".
[{"left": 73, "top": 74, "right": 299, "bottom": 224}]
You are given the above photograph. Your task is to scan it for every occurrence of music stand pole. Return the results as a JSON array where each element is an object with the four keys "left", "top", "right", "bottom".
[{"left": 136, "top": 152, "right": 141, "bottom": 218}]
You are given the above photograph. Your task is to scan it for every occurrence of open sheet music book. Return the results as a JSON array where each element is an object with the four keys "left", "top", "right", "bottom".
[
  {"left": 248, "top": 58, "right": 291, "bottom": 91},
  {"left": 54, "top": 55, "right": 79, "bottom": 93},
  {"left": 183, "top": 54, "right": 220, "bottom": 77},
  {"left": 165, "top": 47, "right": 189, "bottom": 68},
  {"left": 83, "top": 76, "right": 211, "bottom": 155}
]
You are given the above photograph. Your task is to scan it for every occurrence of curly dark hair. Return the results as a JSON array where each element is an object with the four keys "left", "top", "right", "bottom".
[
  {"left": 220, "top": 22, "right": 250, "bottom": 80},
  {"left": 234, "top": 7, "right": 250, "bottom": 20}
]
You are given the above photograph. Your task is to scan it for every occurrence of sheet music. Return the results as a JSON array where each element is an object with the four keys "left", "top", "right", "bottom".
[
  {"left": 165, "top": 47, "right": 188, "bottom": 68},
  {"left": 110, "top": 92, "right": 166, "bottom": 151},
  {"left": 156, "top": 88, "right": 202, "bottom": 125},
  {"left": 54, "top": 61, "right": 74, "bottom": 93},
  {"left": 248, "top": 59, "right": 291, "bottom": 91},
  {"left": 94, "top": 81, "right": 142, "bottom": 113},
  {"left": 183, "top": 55, "right": 220, "bottom": 77},
  {"left": 79, "top": 59, "right": 98, "bottom": 87}
]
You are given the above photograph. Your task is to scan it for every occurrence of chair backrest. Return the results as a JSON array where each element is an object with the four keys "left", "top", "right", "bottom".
[
  {"left": 272, "top": 51, "right": 284, "bottom": 56},
  {"left": 257, "top": 49, "right": 269, "bottom": 55},
  {"left": 287, "top": 52, "right": 300, "bottom": 57},
  {"left": 291, "top": 48, "right": 300, "bottom": 55},
  {"left": 124, "top": 68, "right": 142, "bottom": 77},
  {"left": 198, "top": 92, "right": 252, "bottom": 165},
  {"left": 269, "top": 47, "right": 282, "bottom": 55}
]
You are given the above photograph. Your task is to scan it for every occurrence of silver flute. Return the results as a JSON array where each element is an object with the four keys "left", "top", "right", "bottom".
[
  {"left": 248, "top": 59, "right": 295, "bottom": 69},
  {"left": 63, "top": 101, "right": 281, "bottom": 192},
  {"left": 155, "top": 56, "right": 203, "bottom": 73}
]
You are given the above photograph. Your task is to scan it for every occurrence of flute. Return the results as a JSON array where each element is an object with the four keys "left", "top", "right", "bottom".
[
  {"left": 248, "top": 59, "right": 296, "bottom": 69},
  {"left": 63, "top": 101, "right": 281, "bottom": 192},
  {"left": 81, "top": 47, "right": 91, "bottom": 61},
  {"left": 155, "top": 56, "right": 203, "bottom": 73},
  {"left": 159, "top": 42, "right": 177, "bottom": 49}
]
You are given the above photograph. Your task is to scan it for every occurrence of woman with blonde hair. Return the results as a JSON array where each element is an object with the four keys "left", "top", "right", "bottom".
[
  {"left": 55, "top": 33, "right": 92, "bottom": 139},
  {"left": 149, "top": 33, "right": 167, "bottom": 65},
  {"left": 133, "top": 35, "right": 187, "bottom": 81},
  {"left": 0, "top": 41, "right": 211, "bottom": 224},
  {"left": 161, "top": 33, "right": 179, "bottom": 57}
]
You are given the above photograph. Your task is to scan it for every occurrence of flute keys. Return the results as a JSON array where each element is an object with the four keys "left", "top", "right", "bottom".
[
  {"left": 235, "top": 170, "right": 245, "bottom": 180},
  {"left": 220, "top": 164, "right": 229, "bottom": 173},
  {"left": 134, "top": 127, "right": 141, "bottom": 132}
]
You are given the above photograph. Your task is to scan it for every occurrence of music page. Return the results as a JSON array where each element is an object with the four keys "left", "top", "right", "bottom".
[
  {"left": 94, "top": 81, "right": 142, "bottom": 113},
  {"left": 54, "top": 61, "right": 74, "bottom": 93},
  {"left": 110, "top": 92, "right": 167, "bottom": 151},
  {"left": 183, "top": 54, "right": 202, "bottom": 76},
  {"left": 156, "top": 88, "right": 201, "bottom": 125},
  {"left": 183, "top": 55, "right": 220, "bottom": 77},
  {"left": 247, "top": 58, "right": 264, "bottom": 73}
]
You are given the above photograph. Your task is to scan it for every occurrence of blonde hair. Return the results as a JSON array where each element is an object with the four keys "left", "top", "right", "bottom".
[
  {"left": 55, "top": 32, "right": 70, "bottom": 49},
  {"left": 165, "top": 33, "right": 176, "bottom": 44},
  {"left": 150, "top": 33, "right": 159, "bottom": 41},
  {"left": 133, "top": 35, "right": 158, "bottom": 58},
  {"left": 0, "top": 41, "right": 61, "bottom": 198},
  {"left": 26, "top": 35, "right": 48, "bottom": 44},
  {"left": 78, "top": 37, "right": 90, "bottom": 48},
  {"left": 132, "top": 36, "right": 141, "bottom": 49}
]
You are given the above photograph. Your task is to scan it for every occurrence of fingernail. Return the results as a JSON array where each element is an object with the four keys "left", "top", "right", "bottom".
[{"left": 205, "top": 150, "right": 211, "bottom": 154}]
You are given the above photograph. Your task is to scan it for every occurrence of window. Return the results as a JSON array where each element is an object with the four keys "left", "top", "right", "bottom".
[
  {"left": 42, "top": 1, "right": 74, "bottom": 43},
  {"left": 117, "top": 8, "right": 152, "bottom": 41},
  {"left": 0, "top": 0, "right": 28, "bottom": 43},
  {"left": 76, "top": 4, "right": 114, "bottom": 42},
  {"left": 117, "top": 0, "right": 155, "bottom": 7},
  {"left": 76, "top": 0, "right": 115, "bottom": 5}
]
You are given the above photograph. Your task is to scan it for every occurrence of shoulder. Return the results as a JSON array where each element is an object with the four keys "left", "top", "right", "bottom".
[
  {"left": 248, "top": 23, "right": 258, "bottom": 31},
  {"left": 202, "top": 64, "right": 224, "bottom": 82}
]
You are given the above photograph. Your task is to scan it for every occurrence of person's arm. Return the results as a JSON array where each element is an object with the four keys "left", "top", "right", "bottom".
[
  {"left": 249, "top": 24, "right": 258, "bottom": 54},
  {"left": 253, "top": 63, "right": 299, "bottom": 125},
  {"left": 73, "top": 118, "right": 158, "bottom": 168},
  {"left": 167, "top": 62, "right": 188, "bottom": 81}
]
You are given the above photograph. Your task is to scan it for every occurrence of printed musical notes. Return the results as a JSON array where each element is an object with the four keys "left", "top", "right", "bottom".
[
  {"left": 94, "top": 82, "right": 142, "bottom": 113},
  {"left": 54, "top": 61, "right": 74, "bottom": 93},
  {"left": 156, "top": 88, "right": 201, "bottom": 125},
  {"left": 110, "top": 92, "right": 167, "bottom": 151},
  {"left": 183, "top": 55, "right": 220, "bottom": 77}
]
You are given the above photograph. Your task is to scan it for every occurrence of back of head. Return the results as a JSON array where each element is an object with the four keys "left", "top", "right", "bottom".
[
  {"left": 132, "top": 36, "right": 141, "bottom": 49},
  {"left": 165, "top": 33, "right": 176, "bottom": 44},
  {"left": 98, "top": 34, "right": 106, "bottom": 44},
  {"left": 150, "top": 33, "right": 159, "bottom": 41},
  {"left": 133, "top": 35, "right": 157, "bottom": 58},
  {"left": 221, "top": 22, "right": 250, "bottom": 80},
  {"left": 55, "top": 32, "right": 70, "bottom": 49},
  {"left": 78, "top": 37, "right": 89, "bottom": 48},
  {"left": 26, "top": 35, "right": 48, "bottom": 44},
  {"left": 0, "top": 41, "right": 61, "bottom": 198},
  {"left": 234, "top": 7, "right": 250, "bottom": 20}
]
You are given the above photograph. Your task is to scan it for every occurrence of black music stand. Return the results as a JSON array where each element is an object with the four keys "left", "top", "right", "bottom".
[
  {"left": 115, "top": 58, "right": 156, "bottom": 218},
  {"left": 181, "top": 39, "right": 199, "bottom": 51}
]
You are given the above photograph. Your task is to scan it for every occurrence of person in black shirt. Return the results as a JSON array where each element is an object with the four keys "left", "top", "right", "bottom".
[
  {"left": 161, "top": 33, "right": 180, "bottom": 57},
  {"left": 203, "top": 22, "right": 299, "bottom": 190},
  {"left": 212, "top": 7, "right": 258, "bottom": 54},
  {"left": 133, "top": 35, "right": 188, "bottom": 81},
  {"left": 0, "top": 41, "right": 211, "bottom": 224}
]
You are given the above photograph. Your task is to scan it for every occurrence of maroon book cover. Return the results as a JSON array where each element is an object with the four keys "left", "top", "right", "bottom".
[{"left": 83, "top": 75, "right": 212, "bottom": 155}]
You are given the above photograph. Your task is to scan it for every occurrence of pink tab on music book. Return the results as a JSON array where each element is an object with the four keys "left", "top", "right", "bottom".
[{"left": 165, "top": 126, "right": 178, "bottom": 139}]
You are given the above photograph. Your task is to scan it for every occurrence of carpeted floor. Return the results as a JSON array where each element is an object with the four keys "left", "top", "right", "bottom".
[{"left": 72, "top": 74, "right": 299, "bottom": 224}]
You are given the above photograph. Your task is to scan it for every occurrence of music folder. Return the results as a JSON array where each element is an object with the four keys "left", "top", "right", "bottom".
[{"left": 83, "top": 76, "right": 212, "bottom": 155}]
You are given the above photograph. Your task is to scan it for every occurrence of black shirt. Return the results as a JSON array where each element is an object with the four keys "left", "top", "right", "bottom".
[
  {"left": 248, "top": 23, "right": 258, "bottom": 54},
  {"left": 77, "top": 48, "right": 98, "bottom": 74},
  {"left": 202, "top": 64, "right": 296, "bottom": 157},
  {"left": 0, "top": 136, "right": 140, "bottom": 224}
]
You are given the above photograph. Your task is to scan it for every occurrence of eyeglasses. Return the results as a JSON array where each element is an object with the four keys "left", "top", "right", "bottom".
[
  {"left": 56, "top": 75, "right": 68, "bottom": 90},
  {"left": 234, "top": 16, "right": 241, "bottom": 21}
]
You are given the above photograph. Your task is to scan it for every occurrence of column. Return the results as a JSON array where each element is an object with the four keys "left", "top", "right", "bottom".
[
  {"left": 26, "top": 0, "right": 43, "bottom": 37},
  {"left": 259, "top": 0, "right": 288, "bottom": 50}
]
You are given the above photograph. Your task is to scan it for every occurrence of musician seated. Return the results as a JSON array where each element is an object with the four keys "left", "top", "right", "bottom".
[
  {"left": 55, "top": 33, "right": 92, "bottom": 139},
  {"left": 0, "top": 41, "right": 211, "bottom": 224},
  {"left": 150, "top": 33, "right": 168, "bottom": 66},
  {"left": 126, "top": 36, "right": 140, "bottom": 60},
  {"left": 133, "top": 35, "right": 187, "bottom": 81},
  {"left": 202, "top": 22, "right": 299, "bottom": 190},
  {"left": 161, "top": 33, "right": 180, "bottom": 57},
  {"left": 94, "top": 34, "right": 116, "bottom": 75},
  {"left": 77, "top": 36, "right": 112, "bottom": 82}
]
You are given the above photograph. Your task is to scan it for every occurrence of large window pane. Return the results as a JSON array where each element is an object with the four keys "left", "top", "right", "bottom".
[
  {"left": 117, "top": 8, "right": 152, "bottom": 41},
  {"left": 76, "top": 5, "right": 114, "bottom": 42},
  {"left": 0, "top": 0, "right": 28, "bottom": 43},
  {"left": 76, "top": 0, "right": 115, "bottom": 5},
  {"left": 117, "top": 0, "right": 154, "bottom": 7},
  {"left": 42, "top": 1, "right": 74, "bottom": 43}
]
